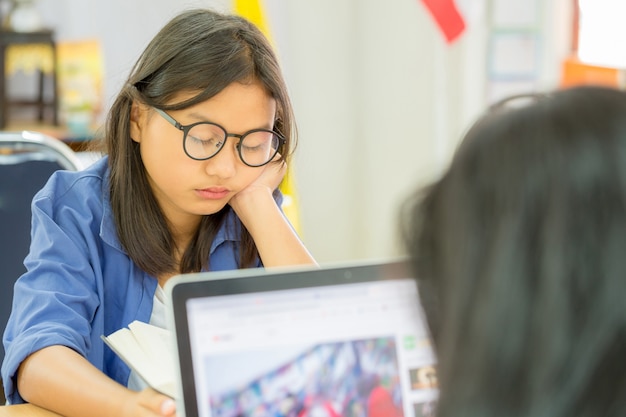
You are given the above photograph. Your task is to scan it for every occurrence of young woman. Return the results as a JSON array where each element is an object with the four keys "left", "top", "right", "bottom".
[
  {"left": 402, "top": 85, "right": 626, "bottom": 417},
  {"left": 2, "top": 8, "right": 315, "bottom": 417}
]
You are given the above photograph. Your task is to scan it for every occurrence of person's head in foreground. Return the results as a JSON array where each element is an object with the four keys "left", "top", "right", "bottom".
[{"left": 402, "top": 85, "right": 626, "bottom": 417}]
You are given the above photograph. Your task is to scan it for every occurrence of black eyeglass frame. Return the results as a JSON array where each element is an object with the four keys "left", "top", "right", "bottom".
[{"left": 153, "top": 107, "right": 285, "bottom": 167}]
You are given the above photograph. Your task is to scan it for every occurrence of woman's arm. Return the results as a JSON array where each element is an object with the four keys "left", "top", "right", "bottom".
[
  {"left": 229, "top": 160, "right": 316, "bottom": 267},
  {"left": 17, "top": 346, "right": 175, "bottom": 417}
]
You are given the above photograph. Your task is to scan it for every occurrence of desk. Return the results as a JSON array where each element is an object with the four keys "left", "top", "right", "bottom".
[
  {"left": 0, "top": 405, "right": 61, "bottom": 417},
  {"left": 0, "top": 30, "right": 59, "bottom": 129}
]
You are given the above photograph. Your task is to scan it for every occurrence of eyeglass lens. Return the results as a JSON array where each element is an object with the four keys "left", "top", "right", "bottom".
[{"left": 184, "top": 123, "right": 281, "bottom": 166}]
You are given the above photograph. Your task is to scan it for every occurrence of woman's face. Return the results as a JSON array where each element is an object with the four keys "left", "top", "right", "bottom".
[{"left": 130, "top": 80, "right": 277, "bottom": 231}]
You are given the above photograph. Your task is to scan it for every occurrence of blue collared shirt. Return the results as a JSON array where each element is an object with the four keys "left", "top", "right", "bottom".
[{"left": 1, "top": 156, "right": 261, "bottom": 404}]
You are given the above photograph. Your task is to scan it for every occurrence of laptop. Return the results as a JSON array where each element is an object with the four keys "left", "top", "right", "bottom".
[{"left": 165, "top": 258, "right": 438, "bottom": 417}]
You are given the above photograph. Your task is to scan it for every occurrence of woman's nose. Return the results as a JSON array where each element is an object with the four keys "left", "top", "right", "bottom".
[{"left": 203, "top": 141, "right": 238, "bottom": 178}]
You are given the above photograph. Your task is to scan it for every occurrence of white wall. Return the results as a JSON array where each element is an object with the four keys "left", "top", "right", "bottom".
[
  {"left": 279, "top": 0, "right": 482, "bottom": 262},
  {"left": 31, "top": 0, "right": 572, "bottom": 265}
]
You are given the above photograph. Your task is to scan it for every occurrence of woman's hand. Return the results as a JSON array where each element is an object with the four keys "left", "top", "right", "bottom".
[
  {"left": 228, "top": 157, "right": 286, "bottom": 213},
  {"left": 121, "top": 389, "right": 176, "bottom": 417},
  {"left": 227, "top": 157, "right": 316, "bottom": 267}
]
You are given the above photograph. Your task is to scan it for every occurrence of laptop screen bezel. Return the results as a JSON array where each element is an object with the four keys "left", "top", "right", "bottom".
[{"left": 166, "top": 259, "right": 414, "bottom": 417}]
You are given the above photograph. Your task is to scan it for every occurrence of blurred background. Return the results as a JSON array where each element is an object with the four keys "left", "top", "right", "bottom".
[{"left": 1, "top": 0, "right": 623, "bottom": 264}]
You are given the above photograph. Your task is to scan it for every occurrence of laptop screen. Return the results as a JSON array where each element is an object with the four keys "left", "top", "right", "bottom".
[{"left": 168, "top": 260, "right": 438, "bottom": 417}]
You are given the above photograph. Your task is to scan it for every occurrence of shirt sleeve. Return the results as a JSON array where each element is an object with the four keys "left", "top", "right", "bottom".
[{"left": 1, "top": 181, "right": 102, "bottom": 404}]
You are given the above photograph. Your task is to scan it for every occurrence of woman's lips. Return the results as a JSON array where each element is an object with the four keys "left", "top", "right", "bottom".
[{"left": 196, "top": 187, "right": 230, "bottom": 200}]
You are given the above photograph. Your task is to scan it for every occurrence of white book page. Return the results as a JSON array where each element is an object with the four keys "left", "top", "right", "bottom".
[{"left": 102, "top": 321, "right": 176, "bottom": 398}]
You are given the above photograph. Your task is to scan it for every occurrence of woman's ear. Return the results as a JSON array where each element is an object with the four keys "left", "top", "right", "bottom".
[{"left": 130, "top": 101, "right": 146, "bottom": 143}]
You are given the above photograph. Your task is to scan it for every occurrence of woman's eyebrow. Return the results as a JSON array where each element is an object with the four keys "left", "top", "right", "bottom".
[{"left": 186, "top": 111, "right": 213, "bottom": 123}]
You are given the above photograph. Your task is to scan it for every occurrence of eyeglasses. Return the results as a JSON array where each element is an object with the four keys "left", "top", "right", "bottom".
[{"left": 153, "top": 107, "right": 285, "bottom": 167}]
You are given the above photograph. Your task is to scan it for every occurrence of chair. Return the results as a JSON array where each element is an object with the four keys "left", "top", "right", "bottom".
[
  {"left": 0, "top": 29, "right": 59, "bottom": 128},
  {"left": 0, "top": 131, "right": 83, "bottom": 403}
]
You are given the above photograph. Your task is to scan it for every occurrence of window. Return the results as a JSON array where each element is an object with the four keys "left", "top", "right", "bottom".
[{"left": 577, "top": 0, "right": 626, "bottom": 68}]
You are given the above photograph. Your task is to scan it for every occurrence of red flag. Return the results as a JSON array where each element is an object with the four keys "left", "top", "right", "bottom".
[{"left": 421, "top": 0, "right": 466, "bottom": 44}]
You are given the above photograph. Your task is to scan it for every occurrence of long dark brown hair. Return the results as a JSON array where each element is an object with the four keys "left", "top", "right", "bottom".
[
  {"left": 402, "top": 86, "right": 626, "bottom": 417},
  {"left": 94, "top": 9, "right": 296, "bottom": 276}
]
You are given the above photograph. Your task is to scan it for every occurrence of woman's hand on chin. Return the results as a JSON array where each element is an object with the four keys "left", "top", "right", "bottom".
[{"left": 229, "top": 157, "right": 286, "bottom": 215}]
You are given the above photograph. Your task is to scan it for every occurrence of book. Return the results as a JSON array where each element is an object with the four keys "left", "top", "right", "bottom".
[{"left": 101, "top": 320, "right": 177, "bottom": 398}]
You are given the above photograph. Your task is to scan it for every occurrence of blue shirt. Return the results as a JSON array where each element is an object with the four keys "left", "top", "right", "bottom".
[{"left": 1, "top": 156, "right": 261, "bottom": 404}]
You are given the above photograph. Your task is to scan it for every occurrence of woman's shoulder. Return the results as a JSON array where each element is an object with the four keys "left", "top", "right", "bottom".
[
  {"left": 30, "top": 156, "right": 111, "bottom": 226},
  {"left": 35, "top": 156, "right": 109, "bottom": 203}
]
